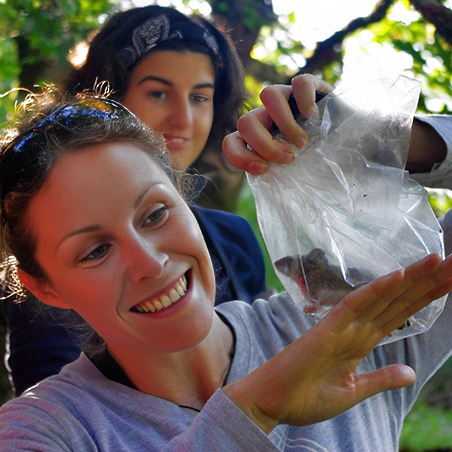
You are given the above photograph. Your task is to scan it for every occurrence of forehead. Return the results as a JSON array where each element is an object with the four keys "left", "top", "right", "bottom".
[
  {"left": 129, "top": 50, "right": 215, "bottom": 83},
  {"left": 59, "top": 141, "right": 172, "bottom": 192},
  {"left": 28, "top": 141, "right": 177, "bottom": 224}
]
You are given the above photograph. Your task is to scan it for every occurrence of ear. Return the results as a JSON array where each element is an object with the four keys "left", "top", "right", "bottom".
[{"left": 18, "top": 269, "right": 71, "bottom": 310}]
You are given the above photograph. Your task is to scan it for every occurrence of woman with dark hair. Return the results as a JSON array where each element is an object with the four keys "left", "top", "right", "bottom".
[
  {"left": 0, "top": 89, "right": 451, "bottom": 450},
  {"left": 66, "top": 5, "right": 245, "bottom": 162},
  {"left": 3, "top": 5, "right": 266, "bottom": 396}
]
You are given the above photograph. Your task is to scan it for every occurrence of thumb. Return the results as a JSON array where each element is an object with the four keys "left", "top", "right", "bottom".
[{"left": 353, "top": 365, "right": 416, "bottom": 403}]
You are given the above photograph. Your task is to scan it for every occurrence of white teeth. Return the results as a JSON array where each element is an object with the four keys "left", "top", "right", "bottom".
[
  {"left": 145, "top": 301, "right": 156, "bottom": 313},
  {"left": 169, "top": 289, "right": 181, "bottom": 303},
  {"left": 161, "top": 295, "right": 172, "bottom": 308},
  {"left": 134, "top": 274, "right": 188, "bottom": 313},
  {"left": 175, "top": 284, "right": 185, "bottom": 297}
]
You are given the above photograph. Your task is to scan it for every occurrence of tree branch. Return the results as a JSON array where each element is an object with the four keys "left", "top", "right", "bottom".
[
  {"left": 292, "top": 0, "right": 396, "bottom": 78},
  {"left": 409, "top": 0, "right": 452, "bottom": 44},
  {"left": 210, "top": 0, "right": 276, "bottom": 70}
]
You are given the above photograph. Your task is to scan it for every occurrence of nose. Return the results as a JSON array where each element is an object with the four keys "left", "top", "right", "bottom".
[
  {"left": 124, "top": 233, "right": 168, "bottom": 283},
  {"left": 168, "top": 97, "right": 192, "bottom": 129}
]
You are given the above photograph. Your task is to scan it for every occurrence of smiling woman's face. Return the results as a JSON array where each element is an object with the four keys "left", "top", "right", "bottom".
[
  {"left": 121, "top": 51, "right": 215, "bottom": 171},
  {"left": 21, "top": 141, "right": 216, "bottom": 354}
]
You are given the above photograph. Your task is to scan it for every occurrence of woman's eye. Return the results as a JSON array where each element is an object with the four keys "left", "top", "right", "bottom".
[
  {"left": 80, "top": 244, "right": 110, "bottom": 263},
  {"left": 144, "top": 205, "right": 169, "bottom": 227},
  {"left": 191, "top": 94, "right": 209, "bottom": 103},
  {"left": 149, "top": 90, "right": 166, "bottom": 100}
]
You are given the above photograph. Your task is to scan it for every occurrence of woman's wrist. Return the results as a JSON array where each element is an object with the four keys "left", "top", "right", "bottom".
[
  {"left": 406, "top": 117, "right": 447, "bottom": 173},
  {"left": 222, "top": 381, "right": 278, "bottom": 435}
]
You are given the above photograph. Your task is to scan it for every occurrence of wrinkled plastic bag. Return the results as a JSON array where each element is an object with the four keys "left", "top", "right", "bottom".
[{"left": 248, "top": 75, "right": 446, "bottom": 345}]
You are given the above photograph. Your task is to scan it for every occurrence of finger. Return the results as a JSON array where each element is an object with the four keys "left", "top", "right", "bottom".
[
  {"left": 222, "top": 131, "right": 269, "bottom": 175},
  {"left": 234, "top": 109, "right": 296, "bottom": 166},
  {"left": 358, "top": 254, "right": 442, "bottom": 323},
  {"left": 340, "top": 253, "right": 452, "bottom": 339},
  {"left": 423, "top": 252, "right": 452, "bottom": 299},
  {"left": 259, "top": 85, "right": 308, "bottom": 148},
  {"left": 324, "top": 269, "right": 405, "bottom": 332},
  {"left": 319, "top": 254, "right": 444, "bottom": 346},
  {"left": 352, "top": 365, "right": 416, "bottom": 404},
  {"left": 425, "top": 273, "right": 452, "bottom": 301},
  {"left": 291, "top": 74, "right": 333, "bottom": 119},
  {"left": 372, "top": 253, "right": 452, "bottom": 330},
  {"left": 378, "top": 262, "right": 452, "bottom": 334},
  {"left": 339, "top": 253, "right": 442, "bottom": 323}
]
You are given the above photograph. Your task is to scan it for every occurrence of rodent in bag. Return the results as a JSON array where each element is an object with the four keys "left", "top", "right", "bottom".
[{"left": 248, "top": 75, "right": 446, "bottom": 344}]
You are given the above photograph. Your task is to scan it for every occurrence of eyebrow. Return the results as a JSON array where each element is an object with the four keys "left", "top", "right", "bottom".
[
  {"left": 56, "top": 181, "right": 163, "bottom": 250},
  {"left": 134, "top": 182, "right": 161, "bottom": 208},
  {"left": 56, "top": 224, "right": 103, "bottom": 251},
  {"left": 137, "top": 75, "right": 214, "bottom": 91}
]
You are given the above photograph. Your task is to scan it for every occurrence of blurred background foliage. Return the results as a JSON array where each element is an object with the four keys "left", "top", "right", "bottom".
[
  {"left": 0, "top": 0, "right": 451, "bottom": 448},
  {"left": 1, "top": 0, "right": 451, "bottom": 118}
]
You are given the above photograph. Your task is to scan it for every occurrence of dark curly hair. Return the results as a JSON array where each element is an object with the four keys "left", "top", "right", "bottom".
[{"left": 65, "top": 5, "right": 246, "bottom": 156}]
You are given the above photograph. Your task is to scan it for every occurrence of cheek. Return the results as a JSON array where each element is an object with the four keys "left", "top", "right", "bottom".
[
  {"left": 182, "top": 213, "right": 215, "bottom": 288},
  {"left": 204, "top": 110, "right": 214, "bottom": 135},
  {"left": 195, "top": 108, "right": 214, "bottom": 137},
  {"left": 121, "top": 94, "right": 160, "bottom": 131},
  {"left": 131, "top": 108, "right": 162, "bottom": 131},
  {"left": 43, "top": 254, "right": 123, "bottom": 315},
  {"left": 54, "top": 273, "right": 112, "bottom": 308}
]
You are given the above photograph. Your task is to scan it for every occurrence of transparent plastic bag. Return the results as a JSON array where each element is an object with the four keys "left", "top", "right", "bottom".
[{"left": 248, "top": 75, "right": 446, "bottom": 345}]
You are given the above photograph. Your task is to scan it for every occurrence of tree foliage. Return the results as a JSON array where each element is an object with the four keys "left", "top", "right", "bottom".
[
  {"left": 242, "top": 0, "right": 451, "bottom": 113},
  {"left": 1, "top": 0, "right": 451, "bottom": 121},
  {"left": 0, "top": 0, "right": 116, "bottom": 123}
]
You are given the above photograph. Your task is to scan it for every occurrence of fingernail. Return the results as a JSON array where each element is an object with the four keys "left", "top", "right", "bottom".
[
  {"left": 279, "top": 146, "right": 295, "bottom": 164},
  {"left": 247, "top": 161, "right": 268, "bottom": 175},
  {"left": 278, "top": 152, "right": 294, "bottom": 164},
  {"left": 273, "top": 141, "right": 295, "bottom": 164},
  {"left": 294, "top": 135, "right": 307, "bottom": 149},
  {"left": 294, "top": 127, "right": 308, "bottom": 148}
]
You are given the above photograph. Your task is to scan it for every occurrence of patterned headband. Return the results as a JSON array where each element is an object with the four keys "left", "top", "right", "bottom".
[{"left": 118, "top": 14, "right": 220, "bottom": 71}]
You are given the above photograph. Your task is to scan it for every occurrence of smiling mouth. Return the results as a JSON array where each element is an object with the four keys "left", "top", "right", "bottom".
[
  {"left": 163, "top": 135, "right": 188, "bottom": 148},
  {"left": 132, "top": 274, "right": 188, "bottom": 313},
  {"left": 166, "top": 136, "right": 185, "bottom": 143}
]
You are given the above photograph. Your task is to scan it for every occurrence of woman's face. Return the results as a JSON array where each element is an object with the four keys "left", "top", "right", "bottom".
[
  {"left": 24, "top": 142, "right": 216, "bottom": 354},
  {"left": 121, "top": 51, "right": 215, "bottom": 170}
]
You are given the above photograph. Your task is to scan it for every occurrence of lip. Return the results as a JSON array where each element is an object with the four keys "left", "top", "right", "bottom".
[
  {"left": 162, "top": 134, "right": 190, "bottom": 151},
  {"left": 131, "top": 271, "right": 190, "bottom": 315}
]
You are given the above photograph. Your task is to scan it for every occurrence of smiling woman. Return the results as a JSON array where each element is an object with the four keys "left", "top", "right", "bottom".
[
  {"left": 121, "top": 51, "right": 216, "bottom": 170},
  {"left": 1, "top": 87, "right": 452, "bottom": 451},
  {"left": 3, "top": 4, "right": 268, "bottom": 397},
  {"left": 23, "top": 141, "right": 217, "bottom": 357}
]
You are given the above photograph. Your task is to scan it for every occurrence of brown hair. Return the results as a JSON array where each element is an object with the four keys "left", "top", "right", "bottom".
[{"left": 0, "top": 87, "right": 192, "bottom": 285}]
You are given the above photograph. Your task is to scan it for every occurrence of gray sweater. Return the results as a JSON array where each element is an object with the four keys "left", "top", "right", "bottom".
[{"left": 0, "top": 289, "right": 451, "bottom": 451}]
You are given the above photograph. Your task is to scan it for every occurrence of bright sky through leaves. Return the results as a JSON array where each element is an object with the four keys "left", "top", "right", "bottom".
[{"left": 272, "top": 0, "right": 379, "bottom": 48}]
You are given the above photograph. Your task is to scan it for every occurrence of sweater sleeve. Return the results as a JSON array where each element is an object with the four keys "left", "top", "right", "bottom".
[
  {"left": 164, "top": 390, "right": 280, "bottom": 451},
  {"left": 0, "top": 385, "right": 280, "bottom": 451},
  {"left": 410, "top": 114, "right": 452, "bottom": 188}
]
